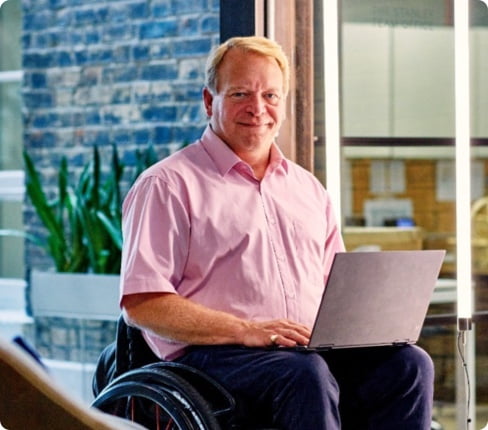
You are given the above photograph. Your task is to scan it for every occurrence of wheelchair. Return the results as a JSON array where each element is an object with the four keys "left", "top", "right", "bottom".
[
  {"left": 91, "top": 315, "right": 276, "bottom": 430},
  {"left": 91, "top": 316, "right": 444, "bottom": 430}
]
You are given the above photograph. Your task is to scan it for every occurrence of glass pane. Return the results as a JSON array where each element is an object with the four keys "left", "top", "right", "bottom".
[
  {"left": 0, "top": 0, "right": 23, "bottom": 279},
  {"left": 0, "top": 0, "right": 22, "bottom": 71},
  {"left": 314, "top": 1, "right": 488, "bottom": 428},
  {"left": 0, "top": 81, "right": 22, "bottom": 169},
  {"left": 471, "top": 6, "right": 488, "bottom": 426},
  {"left": 0, "top": 80, "right": 24, "bottom": 279},
  {"left": 341, "top": 1, "right": 455, "bottom": 138}
]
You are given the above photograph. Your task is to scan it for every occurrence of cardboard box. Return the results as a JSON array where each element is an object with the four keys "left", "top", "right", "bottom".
[{"left": 343, "top": 227, "right": 424, "bottom": 251}]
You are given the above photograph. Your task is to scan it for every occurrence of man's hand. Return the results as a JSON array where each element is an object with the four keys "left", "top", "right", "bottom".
[{"left": 243, "top": 319, "right": 311, "bottom": 348}]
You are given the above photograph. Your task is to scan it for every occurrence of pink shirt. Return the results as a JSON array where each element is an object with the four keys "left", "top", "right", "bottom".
[{"left": 120, "top": 126, "right": 345, "bottom": 360}]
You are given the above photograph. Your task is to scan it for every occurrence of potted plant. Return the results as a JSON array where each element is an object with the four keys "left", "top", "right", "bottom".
[{"left": 22, "top": 144, "right": 159, "bottom": 319}]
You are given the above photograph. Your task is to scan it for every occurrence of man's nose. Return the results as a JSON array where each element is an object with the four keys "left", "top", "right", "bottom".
[{"left": 246, "top": 94, "right": 266, "bottom": 116}]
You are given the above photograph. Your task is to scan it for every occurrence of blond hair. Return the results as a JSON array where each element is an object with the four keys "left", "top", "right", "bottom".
[{"left": 205, "top": 36, "right": 290, "bottom": 95}]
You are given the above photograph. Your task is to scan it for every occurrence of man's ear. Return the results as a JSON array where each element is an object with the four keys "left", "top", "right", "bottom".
[{"left": 202, "top": 87, "right": 213, "bottom": 117}]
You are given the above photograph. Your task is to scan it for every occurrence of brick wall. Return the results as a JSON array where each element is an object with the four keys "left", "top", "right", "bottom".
[
  {"left": 349, "top": 159, "right": 457, "bottom": 232},
  {"left": 21, "top": 0, "right": 219, "bottom": 361}
]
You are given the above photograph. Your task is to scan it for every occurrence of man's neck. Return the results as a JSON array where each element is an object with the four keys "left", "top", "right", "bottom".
[{"left": 236, "top": 149, "right": 271, "bottom": 181}]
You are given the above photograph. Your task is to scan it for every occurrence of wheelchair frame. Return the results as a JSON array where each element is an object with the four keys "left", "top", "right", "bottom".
[{"left": 91, "top": 315, "right": 275, "bottom": 430}]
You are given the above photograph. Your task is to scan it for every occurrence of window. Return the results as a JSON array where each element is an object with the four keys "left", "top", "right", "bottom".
[
  {"left": 313, "top": 1, "right": 488, "bottom": 427},
  {"left": 0, "top": 0, "right": 24, "bottom": 278}
]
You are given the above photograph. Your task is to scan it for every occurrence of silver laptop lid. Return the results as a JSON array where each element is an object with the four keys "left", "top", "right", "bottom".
[{"left": 309, "top": 250, "right": 446, "bottom": 350}]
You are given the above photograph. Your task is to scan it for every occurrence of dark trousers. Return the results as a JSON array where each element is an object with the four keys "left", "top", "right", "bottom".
[{"left": 176, "top": 344, "right": 434, "bottom": 430}]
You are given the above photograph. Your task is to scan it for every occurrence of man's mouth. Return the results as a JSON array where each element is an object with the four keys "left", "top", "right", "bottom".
[{"left": 239, "top": 122, "right": 270, "bottom": 127}]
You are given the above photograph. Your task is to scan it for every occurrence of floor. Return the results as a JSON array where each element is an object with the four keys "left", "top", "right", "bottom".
[{"left": 433, "top": 403, "right": 488, "bottom": 430}]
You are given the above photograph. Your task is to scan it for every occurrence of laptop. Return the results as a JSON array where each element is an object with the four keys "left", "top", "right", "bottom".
[{"left": 298, "top": 249, "right": 446, "bottom": 351}]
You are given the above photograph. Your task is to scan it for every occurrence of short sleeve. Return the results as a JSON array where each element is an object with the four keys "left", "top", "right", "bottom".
[{"left": 119, "top": 175, "right": 190, "bottom": 303}]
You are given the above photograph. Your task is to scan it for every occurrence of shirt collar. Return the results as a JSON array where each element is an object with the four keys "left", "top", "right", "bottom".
[{"left": 200, "top": 125, "right": 289, "bottom": 177}]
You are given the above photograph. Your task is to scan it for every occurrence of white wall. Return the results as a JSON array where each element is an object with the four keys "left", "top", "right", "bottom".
[{"left": 342, "top": 24, "right": 488, "bottom": 138}]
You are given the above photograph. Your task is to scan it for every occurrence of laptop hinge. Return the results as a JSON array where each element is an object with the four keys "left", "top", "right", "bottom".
[
  {"left": 392, "top": 340, "right": 412, "bottom": 346},
  {"left": 317, "top": 344, "right": 334, "bottom": 350}
]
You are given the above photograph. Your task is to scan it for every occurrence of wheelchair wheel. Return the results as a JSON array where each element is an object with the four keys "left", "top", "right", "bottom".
[{"left": 92, "top": 369, "right": 221, "bottom": 430}]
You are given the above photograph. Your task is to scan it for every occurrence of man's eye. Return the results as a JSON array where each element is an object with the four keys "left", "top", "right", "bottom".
[
  {"left": 265, "top": 93, "right": 280, "bottom": 102},
  {"left": 231, "top": 92, "right": 247, "bottom": 98}
]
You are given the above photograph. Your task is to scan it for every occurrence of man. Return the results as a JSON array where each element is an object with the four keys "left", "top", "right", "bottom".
[{"left": 120, "top": 36, "right": 434, "bottom": 429}]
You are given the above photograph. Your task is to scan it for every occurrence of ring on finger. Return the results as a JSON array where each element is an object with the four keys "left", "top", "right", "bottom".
[{"left": 270, "top": 334, "right": 279, "bottom": 344}]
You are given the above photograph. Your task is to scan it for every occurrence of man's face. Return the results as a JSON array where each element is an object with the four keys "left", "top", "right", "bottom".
[{"left": 203, "top": 49, "right": 286, "bottom": 158}]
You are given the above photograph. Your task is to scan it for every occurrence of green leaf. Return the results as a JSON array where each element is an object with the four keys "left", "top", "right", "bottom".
[{"left": 23, "top": 142, "right": 162, "bottom": 274}]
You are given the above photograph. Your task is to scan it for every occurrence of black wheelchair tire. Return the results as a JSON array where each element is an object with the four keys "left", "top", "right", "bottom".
[{"left": 92, "top": 369, "right": 221, "bottom": 430}]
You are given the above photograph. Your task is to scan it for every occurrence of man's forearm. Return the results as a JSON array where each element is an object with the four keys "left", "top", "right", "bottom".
[
  {"left": 122, "top": 292, "right": 251, "bottom": 345},
  {"left": 122, "top": 292, "right": 311, "bottom": 348}
]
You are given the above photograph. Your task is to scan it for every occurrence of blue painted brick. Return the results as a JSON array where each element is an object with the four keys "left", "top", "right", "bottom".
[
  {"left": 134, "top": 128, "right": 151, "bottom": 145},
  {"left": 139, "top": 20, "right": 178, "bottom": 39},
  {"left": 107, "top": 66, "right": 138, "bottom": 83},
  {"left": 85, "top": 30, "right": 101, "bottom": 45},
  {"left": 73, "top": 7, "right": 108, "bottom": 27},
  {"left": 23, "top": 11, "right": 52, "bottom": 31},
  {"left": 69, "top": 31, "right": 84, "bottom": 45},
  {"left": 208, "top": 0, "right": 219, "bottom": 11},
  {"left": 113, "top": 46, "right": 131, "bottom": 63},
  {"left": 112, "top": 87, "right": 131, "bottom": 104},
  {"left": 152, "top": 87, "right": 172, "bottom": 103},
  {"left": 113, "top": 130, "right": 131, "bottom": 145},
  {"left": 178, "top": 105, "right": 205, "bottom": 123},
  {"left": 141, "top": 64, "right": 178, "bottom": 81},
  {"left": 173, "top": 38, "right": 212, "bottom": 57},
  {"left": 56, "top": 51, "right": 74, "bottom": 67},
  {"left": 74, "top": 50, "right": 88, "bottom": 65},
  {"left": 55, "top": 9, "right": 73, "bottom": 27},
  {"left": 103, "top": 24, "right": 131, "bottom": 42},
  {"left": 154, "top": 126, "right": 173, "bottom": 143},
  {"left": 102, "top": 109, "right": 123, "bottom": 124},
  {"left": 147, "top": 43, "right": 171, "bottom": 60},
  {"left": 32, "top": 113, "right": 57, "bottom": 128},
  {"left": 59, "top": 112, "right": 75, "bottom": 127},
  {"left": 31, "top": 72, "right": 47, "bottom": 88},
  {"left": 22, "top": 34, "right": 32, "bottom": 50},
  {"left": 142, "top": 106, "right": 177, "bottom": 122},
  {"left": 109, "top": 2, "right": 148, "bottom": 21},
  {"left": 152, "top": 2, "right": 171, "bottom": 18},
  {"left": 27, "top": 131, "right": 57, "bottom": 148},
  {"left": 70, "top": 152, "right": 86, "bottom": 167},
  {"left": 23, "top": 52, "right": 53, "bottom": 68},
  {"left": 24, "top": 92, "right": 54, "bottom": 108},
  {"left": 80, "top": 68, "right": 101, "bottom": 86},
  {"left": 133, "top": 45, "right": 150, "bottom": 62},
  {"left": 180, "top": 17, "right": 199, "bottom": 36},
  {"left": 171, "top": 0, "right": 206, "bottom": 15},
  {"left": 88, "top": 49, "right": 113, "bottom": 64},
  {"left": 174, "top": 84, "right": 202, "bottom": 101},
  {"left": 83, "top": 130, "right": 111, "bottom": 147},
  {"left": 73, "top": 8, "right": 97, "bottom": 26},
  {"left": 130, "top": 2, "right": 149, "bottom": 19},
  {"left": 202, "top": 15, "right": 219, "bottom": 33},
  {"left": 85, "top": 110, "right": 101, "bottom": 125},
  {"left": 73, "top": 112, "right": 84, "bottom": 127},
  {"left": 48, "top": 0, "right": 69, "bottom": 8},
  {"left": 173, "top": 125, "right": 206, "bottom": 143},
  {"left": 35, "top": 33, "right": 54, "bottom": 49}
]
